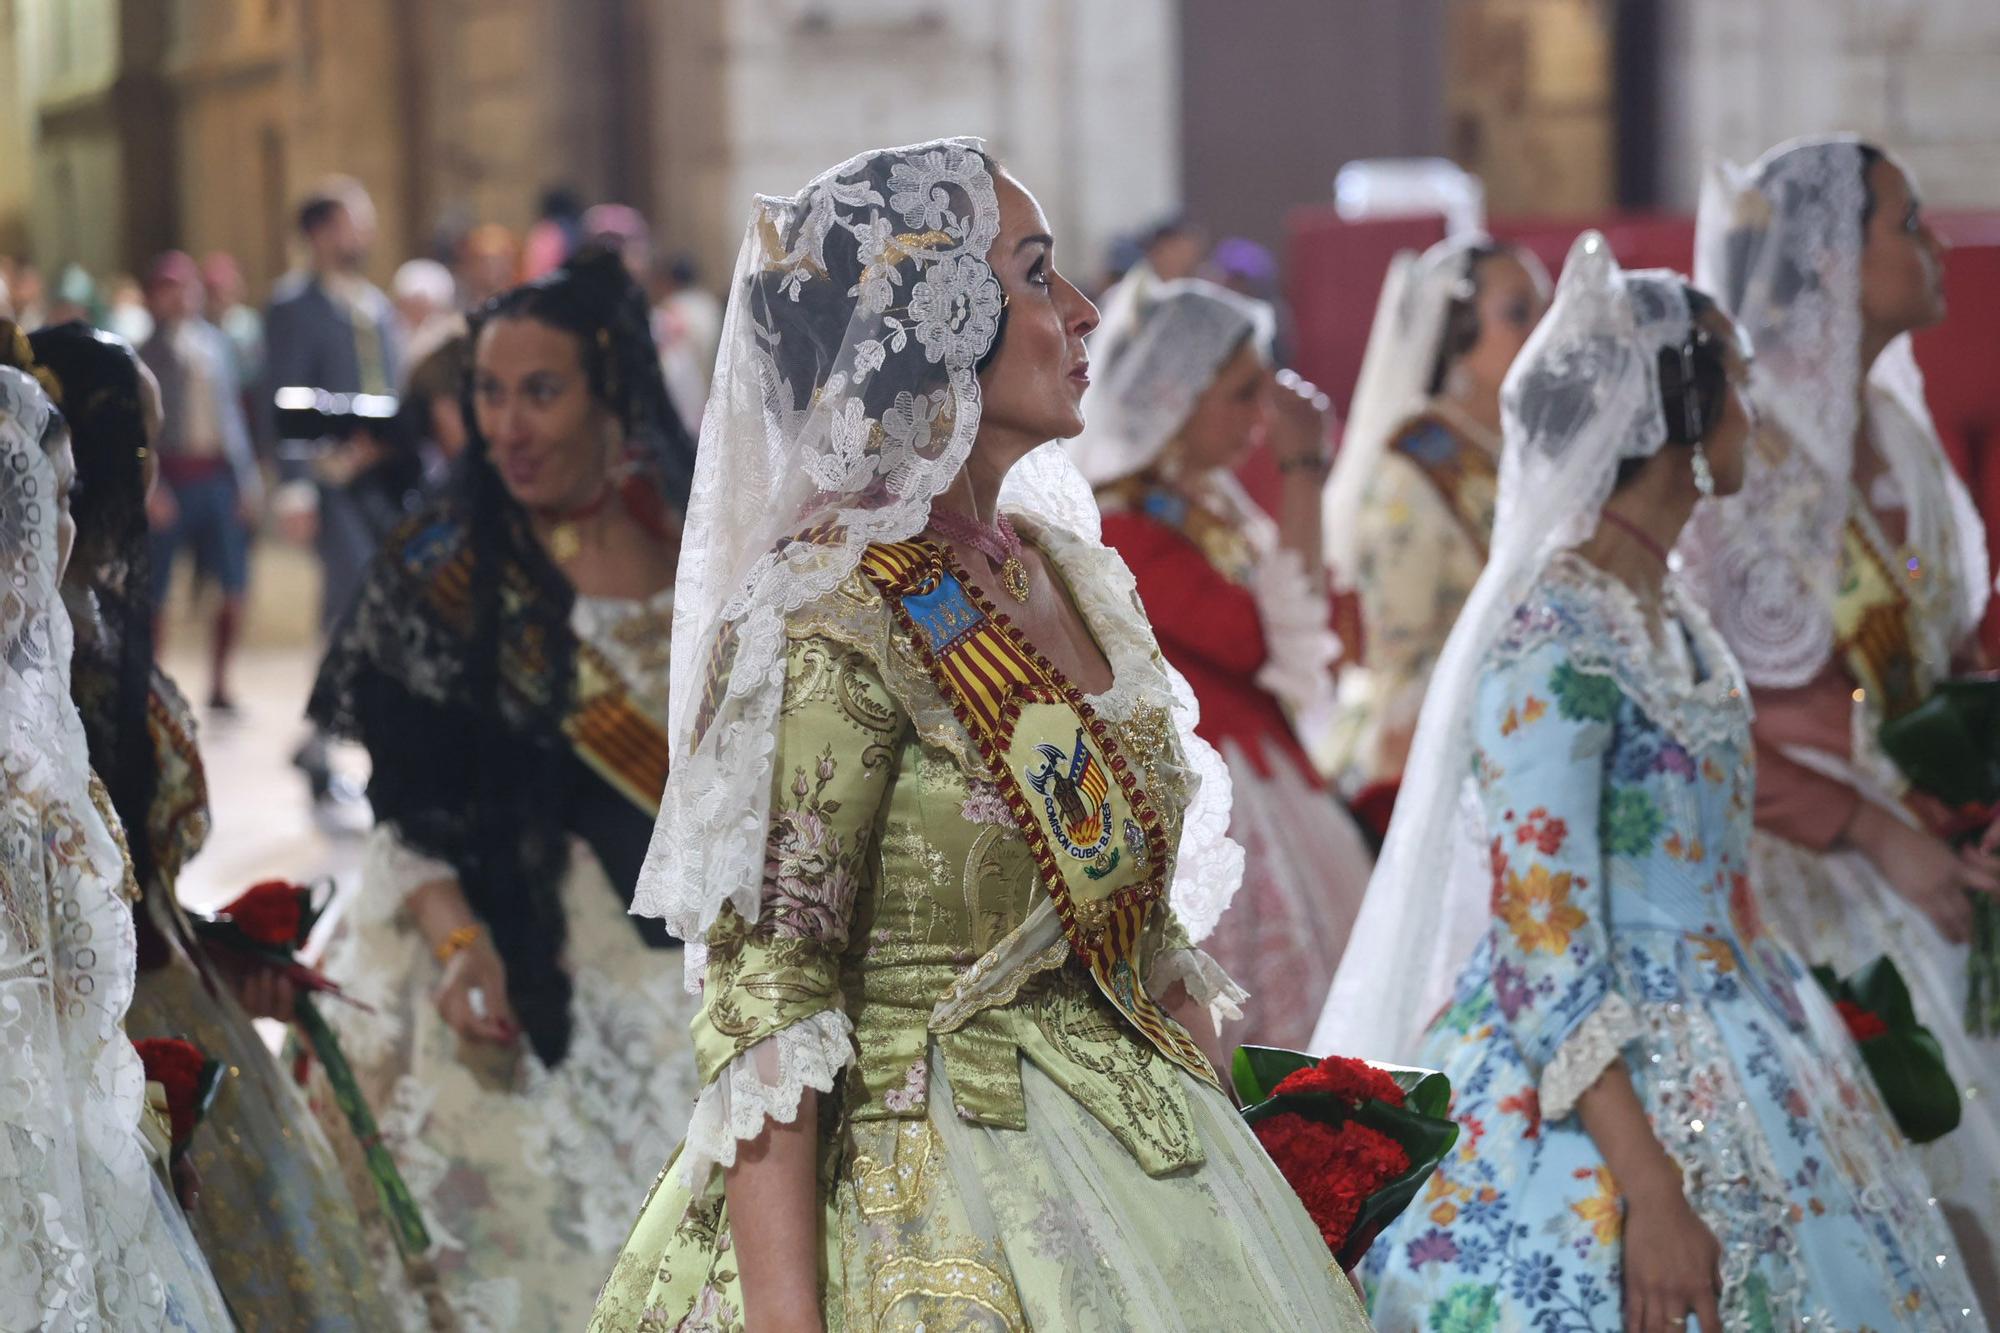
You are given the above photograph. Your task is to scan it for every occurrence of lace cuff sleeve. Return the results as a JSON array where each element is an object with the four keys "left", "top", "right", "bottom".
[
  {"left": 1150, "top": 947, "right": 1249, "bottom": 1033},
  {"left": 1249, "top": 548, "right": 1339, "bottom": 721},
  {"left": 358, "top": 823, "right": 458, "bottom": 928},
  {"left": 1538, "top": 992, "right": 1643, "bottom": 1122},
  {"left": 677, "top": 1009, "right": 854, "bottom": 1192}
]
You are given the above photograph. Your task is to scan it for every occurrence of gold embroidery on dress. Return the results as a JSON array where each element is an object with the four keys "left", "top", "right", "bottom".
[
  {"left": 1034, "top": 970, "right": 1200, "bottom": 1168},
  {"left": 86, "top": 771, "right": 141, "bottom": 904},
  {"left": 872, "top": 1255, "right": 1023, "bottom": 1332},
  {"left": 850, "top": 1119, "right": 939, "bottom": 1221}
]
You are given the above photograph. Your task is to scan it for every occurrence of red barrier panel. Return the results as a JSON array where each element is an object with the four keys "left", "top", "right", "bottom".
[{"left": 1913, "top": 223, "right": 2000, "bottom": 655}]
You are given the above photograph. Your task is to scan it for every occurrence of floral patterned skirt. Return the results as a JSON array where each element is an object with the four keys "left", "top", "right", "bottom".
[
  {"left": 1754, "top": 826, "right": 2000, "bottom": 1315},
  {"left": 318, "top": 848, "right": 700, "bottom": 1332},
  {"left": 128, "top": 954, "right": 397, "bottom": 1330},
  {"left": 1362, "top": 935, "right": 1981, "bottom": 1330},
  {"left": 590, "top": 1050, "right": 1371, "bottom": 1331}
]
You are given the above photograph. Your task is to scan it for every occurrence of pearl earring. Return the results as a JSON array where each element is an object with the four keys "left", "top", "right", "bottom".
[{"left": 1691, "top": 442, "right": 1715, "bottom": 498}]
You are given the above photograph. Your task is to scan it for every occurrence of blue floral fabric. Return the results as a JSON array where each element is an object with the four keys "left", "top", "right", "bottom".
[{"left": 1364, "top": 556, "right": 1981, "bottom": 1331}]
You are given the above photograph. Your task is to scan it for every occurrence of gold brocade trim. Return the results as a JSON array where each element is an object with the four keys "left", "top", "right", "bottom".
[
  {"left": 872, "top": 1255, "right": 1023, "bottom": 1332},
  {"left": 86, "top": 771, "right": 140, "bottom": 904},
  {"left": 1835, "top": 503, "right": 1937, "bottom": 722},
  {"left": 784, "top": 574, "right": 991, "bottom": 782},
  {"left": 850, "top": 1119, "right": 939, "bottom": 1221},
  {"left": 144, "top": 680, "right": 211, "bottom": 885},
  {"left": 565, "top": 640, "right": 674, "bottom": 816}
]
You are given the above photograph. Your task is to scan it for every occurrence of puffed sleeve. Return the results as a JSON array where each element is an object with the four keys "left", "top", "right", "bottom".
[
  {"left": 677, "top": 633, "right": 904, "bottom": 1190},
  {"left": 1472, "top": 638, "right": 1641, "bottom": 1122}
]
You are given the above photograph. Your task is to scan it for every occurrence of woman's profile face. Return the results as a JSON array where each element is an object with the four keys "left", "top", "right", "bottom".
[
  {"left": 1172, "top": 340, "right": 1267, "bottom": 476},
  {"left": 1453, "top": 251, "right": 1548, "bottom": 397},
  {"left": 473, "top": 315, "right": 618, "bottom": 512},
  {"left": 1859, "top": 157, "right": 1947, "bottom": 339},
  {"left": 136, "top": 359, "right": 163, "bottom": 499},
  {"left": 974, "top": 170, "right": 1099, "bottom": 454},
  {"left": 47, "top": 422, "right": 78, "bottom": 582},
  {"left": 1700, "top": 307, "right": 1755, "bottom": 499}
]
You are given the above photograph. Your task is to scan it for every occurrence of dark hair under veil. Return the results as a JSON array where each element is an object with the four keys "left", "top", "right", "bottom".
[
  {"left": 22, "top": 322, "right": 187, "bottom": 967},
  {"left": 18, "top": 322, "right": 166, "bottom": 896},
  {"left": 309, "top": 247, "right": 698, "bottom": 1065}
]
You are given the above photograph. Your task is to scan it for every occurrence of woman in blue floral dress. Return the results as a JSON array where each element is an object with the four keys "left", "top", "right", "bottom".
[{"left": 1319, "top": 235, "right": 1982, "bottom": 1330}]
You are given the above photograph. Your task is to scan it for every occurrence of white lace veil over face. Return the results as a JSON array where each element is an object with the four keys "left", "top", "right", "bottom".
[
  {"left": 1066, "top": 277, "right": 1273, "bottom": 487},
  {"left": 1311, "top": 234, "right": 1693, "bottom": 1058},
  {"left": 1, "top": 364, "right": 179, "bottom": 1322},
  {"left": 1323, "top": 233, "right": 1551, "bottom": 579},
  {"left": 631, "top": 139, "right": 1240, "bottom": 976},
  {"left": 1681, "top": 135, "right": 1989, "bottom": 689}
]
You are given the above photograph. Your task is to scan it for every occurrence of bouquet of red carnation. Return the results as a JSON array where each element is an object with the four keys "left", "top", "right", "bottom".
[
  {"left": 133, "top": 1037, "right": 226, "bottom": 1165},
  {"left": 1235, "top": 1046, "right": 1458, "bottom": 1269},
  {"left": 193, "top": 880, "right": 430, "bottom": 1258},
  {"left": 1812, "top": 956, "right": 1961, "bottom": 1143},
  {"left": 1875, "top": 672, "right": 2000, "bottom": 1033}
]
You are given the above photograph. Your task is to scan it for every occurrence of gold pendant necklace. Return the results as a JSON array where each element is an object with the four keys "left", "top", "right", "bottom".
[
  {"left": 929, "top": 506, "right": 1032, "bottom": 603},
  {"left": 1000, "top": 555, "right": 1031, "bottom": 603},
  {"left": 541, "top": 480, "right": 615, "bottom": 564}
]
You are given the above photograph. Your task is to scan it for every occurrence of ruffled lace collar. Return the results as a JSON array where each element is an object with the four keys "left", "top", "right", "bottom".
[{"left": 1492, "top": 551, "right": 1751, "bottom": 755}]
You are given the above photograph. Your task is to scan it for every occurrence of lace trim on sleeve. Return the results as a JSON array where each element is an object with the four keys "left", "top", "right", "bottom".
[
  {"left": 1249, "top": 547, "right": 1339, "bottom": 721},
  {"left": 1150, "top": 947, "right": 1249, "bottom": 1033},
  {"left": 675, "top": 1009, "right": 854, "bottom": 1194},
  {"left": 356, "top": 823, "right": 459, "bottom": 929},
  {"left": 1539, "top": 991, "right": 1642, "bottom": 1122}
]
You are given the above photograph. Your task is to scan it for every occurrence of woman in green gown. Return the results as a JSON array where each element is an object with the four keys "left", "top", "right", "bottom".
[{"left": 592, "top": 140, "right": 1373, "bottom": 1331}]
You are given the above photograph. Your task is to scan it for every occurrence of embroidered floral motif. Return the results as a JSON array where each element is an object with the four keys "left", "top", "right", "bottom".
[
  {"left": 906, "top": 255, "right": 1004, "bottom": 367},
  {"left": 1494, "top": 861, "right": 1586, "bottom": 957},
  {"left": 762, "top": 747, "right": 864, "bottom": 943},
  {"left": 882, "top": 1060, "right": 928, "bottom": 1113}
]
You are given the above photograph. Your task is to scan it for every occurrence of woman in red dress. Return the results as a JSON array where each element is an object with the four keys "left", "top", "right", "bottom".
[{"left": 1073, "top": 278, "right": 1374, "bottom": 1047}]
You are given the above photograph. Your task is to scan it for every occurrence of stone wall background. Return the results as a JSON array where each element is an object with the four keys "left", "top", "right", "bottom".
[
  {"left": 1, "top": 1, "right": 1996, "bottom": 296},
  {"left": 1657, "top": 0, "right": 2000, "bottom": 211}
]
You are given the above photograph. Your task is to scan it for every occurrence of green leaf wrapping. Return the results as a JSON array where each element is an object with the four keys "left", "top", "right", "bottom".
[
  {"left": 1876, "top": 675, "right": 2000, "bottom": 809},
  {"left": 1811, "top": 958, "right": 1963, "bottom": 1144},
  {"left": 1875, "top": 674, "right": 2000, "bottom": 1035},
  {"left": 1232, "top": 1044, "right": 1315, "bottom": 1105},
  {"left": 293, "top": 995, "right": 432, "bottom": 1257}
]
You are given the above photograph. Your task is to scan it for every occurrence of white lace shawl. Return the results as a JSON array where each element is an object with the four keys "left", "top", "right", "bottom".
[{"left": 0, "top": 366, "right": 200, "bottom": 1330}]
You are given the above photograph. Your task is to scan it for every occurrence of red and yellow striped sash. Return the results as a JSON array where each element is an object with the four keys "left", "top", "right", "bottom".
[{"left": 860, "top": 539, "right": 1217, "bottom": 1088}]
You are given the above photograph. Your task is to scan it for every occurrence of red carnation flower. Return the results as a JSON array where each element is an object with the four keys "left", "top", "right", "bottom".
[
  {"left": 222, "top": 880, "right": 309, "bottom": 950},
  {"left": 1835, "top": 999, "right": 1889, "bottom": 1043},
  {"left": 1273, "top": 1054, "right": 1408, "bottom": 1108},
  {"left": 1256, "top": 1111, "right": 1412, "bottom": 1253},
  {"left": 134, "top": 1038, "right": 211, "bottom": 1146}
]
